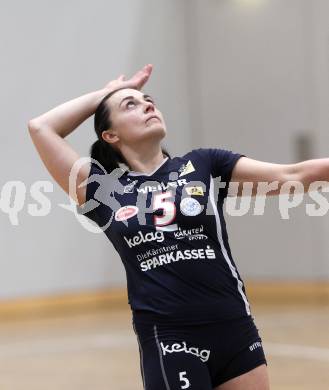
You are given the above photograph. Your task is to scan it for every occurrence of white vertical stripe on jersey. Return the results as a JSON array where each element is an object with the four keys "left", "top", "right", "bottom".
[{"left": 209, "top": 176, "right": 251, "bottom": 315}]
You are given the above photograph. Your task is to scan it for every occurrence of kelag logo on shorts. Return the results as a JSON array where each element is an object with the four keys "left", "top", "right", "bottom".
[{"left": 160, "top": 340, "right": 210, "bottom": 363}]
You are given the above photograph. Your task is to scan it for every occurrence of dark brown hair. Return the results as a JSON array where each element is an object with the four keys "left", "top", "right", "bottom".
[{"left": 90, "top": 87, "right": 170, "bottom": 173}]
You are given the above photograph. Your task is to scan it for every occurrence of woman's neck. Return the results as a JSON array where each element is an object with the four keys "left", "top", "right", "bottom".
[{"left": 122, "top": 145, "right": 166, "bottom": 174}]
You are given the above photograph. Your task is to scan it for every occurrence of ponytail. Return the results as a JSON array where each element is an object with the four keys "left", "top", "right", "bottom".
[{"left": 90, "top": 139, "right": 127, "bottom": 173}]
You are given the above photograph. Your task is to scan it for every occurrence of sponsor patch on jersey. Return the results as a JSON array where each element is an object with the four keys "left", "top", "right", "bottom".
[
  {"left": 180, "top": 197, "right": 202, "bottom": 216},
  {"left": 136, "top": 179, "right": 187, "bottom": 194},
  {"left": 115, "top": 206, "right": 139, "bottom": 221},
  {"left": 178, "top": 160, "right": 195, "bottom": 177},
  {"left": 124, "top": 180, "right": 138, "bottom": 193},
  {"left": 185, "top": 186, "right": 204, "bottom": 196},
  {"left": 124, "top": 230, "right": 165, "bottom": 248}
]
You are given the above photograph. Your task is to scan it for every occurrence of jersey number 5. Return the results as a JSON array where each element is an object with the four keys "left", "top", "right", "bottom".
[{"left": 152, "top": 191, "right": 176, "bottom": 227}]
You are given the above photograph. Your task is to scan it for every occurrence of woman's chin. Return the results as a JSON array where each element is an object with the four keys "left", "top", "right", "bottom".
[{"left": 143, "top": 126, "right": 166, "bottom": 141}]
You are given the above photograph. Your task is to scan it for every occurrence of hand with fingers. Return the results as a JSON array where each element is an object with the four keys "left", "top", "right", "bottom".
[{"left": 103, "top": 64, "right": 153, "bottom": 95}]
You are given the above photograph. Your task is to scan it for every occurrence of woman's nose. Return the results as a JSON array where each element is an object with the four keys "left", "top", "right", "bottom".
[{"left": 144, "top": 101, "right": 155, "bottom": 112}]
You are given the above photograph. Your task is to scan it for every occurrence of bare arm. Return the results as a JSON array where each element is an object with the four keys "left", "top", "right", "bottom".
[
  {"left": 230, "top": 156, "right": 329, "bottom": 197},
  {"left": 28, "top": 64, "right": 153, "bottom": 206},
  {"left": 28, "top": 89, "right": 108, "bottom": 206}
]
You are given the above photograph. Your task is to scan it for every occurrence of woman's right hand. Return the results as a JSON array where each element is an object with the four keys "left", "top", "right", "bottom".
[{"left": 102, "top": 64, "right": 153, "bottom": 95}]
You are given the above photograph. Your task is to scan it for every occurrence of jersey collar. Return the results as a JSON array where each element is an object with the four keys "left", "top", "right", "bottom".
[{"left": 127, "top": 157, "right": 169, "bottom": 177}]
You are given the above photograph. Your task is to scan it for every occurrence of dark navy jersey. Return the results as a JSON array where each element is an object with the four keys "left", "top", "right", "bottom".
[{"left": 77, "top": 148, "right": 251, "bottom": 324}]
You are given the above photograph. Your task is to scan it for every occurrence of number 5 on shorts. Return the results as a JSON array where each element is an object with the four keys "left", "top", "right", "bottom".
[{"left": 179, "top": 371, "right": 190, "bottom": 389}]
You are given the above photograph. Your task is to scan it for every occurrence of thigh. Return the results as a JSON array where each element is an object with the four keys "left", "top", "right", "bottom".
[
  {"left": 134, "top": 322, "right": 213, "bottom": 390},
  {"left": 214, "top": 364, "right": 270, "bottom": 390},
  {"left": 210, "top": 315, "right": 268, "bottom": 388}
]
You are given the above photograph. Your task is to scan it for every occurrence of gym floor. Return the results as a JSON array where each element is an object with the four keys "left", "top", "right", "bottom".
[{"left": 0, "top": 303, "right": 328, "bottom": 389}]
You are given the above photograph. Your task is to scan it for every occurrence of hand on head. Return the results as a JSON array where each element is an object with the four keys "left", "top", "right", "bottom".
[{"left": 103, "top": 64, "right": 153, "bottom": 94}]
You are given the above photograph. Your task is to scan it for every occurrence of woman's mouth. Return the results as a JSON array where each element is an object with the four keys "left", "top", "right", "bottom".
[{"left": 146, "top": 115, "right": 161, "bottom": 124}]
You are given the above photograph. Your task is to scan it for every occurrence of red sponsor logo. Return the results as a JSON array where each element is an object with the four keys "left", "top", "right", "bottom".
[{"left": 115, "top": 206, "right": 139, "bottom": 221}]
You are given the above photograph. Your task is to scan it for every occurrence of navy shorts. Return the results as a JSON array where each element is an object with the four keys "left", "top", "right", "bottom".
[{"left": 132, "top": 315, "right": 267, "bottom": 389}]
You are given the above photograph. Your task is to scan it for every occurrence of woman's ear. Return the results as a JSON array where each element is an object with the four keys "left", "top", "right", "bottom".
[{"left": 102, "top": 130, "right": 119, "bottom": 145}]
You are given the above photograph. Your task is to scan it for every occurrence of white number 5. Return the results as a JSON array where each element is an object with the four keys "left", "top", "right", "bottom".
[
  {"left": 179, "top": 371, "right": 190, "bottom": 389},
  {"left": 153, "top": 191, "right": 176, "bottom": 226}
]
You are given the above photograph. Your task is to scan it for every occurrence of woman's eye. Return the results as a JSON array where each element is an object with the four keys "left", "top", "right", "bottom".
[{"left": 126, "top": 100, "right": 136, "bottom": 108}]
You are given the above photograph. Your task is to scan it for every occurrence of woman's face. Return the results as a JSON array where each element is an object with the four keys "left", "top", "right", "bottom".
[{"left": 103, "top": 88, "right": 167, "bottom": 148}]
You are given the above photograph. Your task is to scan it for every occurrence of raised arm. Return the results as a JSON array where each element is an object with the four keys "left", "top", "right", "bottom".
[
  {"left": 230, "top": 156, "right": 329, "bottom": 197},
  {"left": 28, "top": 64, "right": 153, "bottom": 206}
]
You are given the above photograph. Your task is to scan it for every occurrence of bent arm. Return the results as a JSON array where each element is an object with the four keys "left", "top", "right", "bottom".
[
  {"left": 28, "top": 89, "right": 108, "bottom": 206},
  {"left": 28, "top": 90, "right": 107, "bottom": 138},
  {"left": 230, "top": 156, "right": 329, "bottom": 197},
  {"left": 28, "top": 64, "right": 154, "bottom": 207}
]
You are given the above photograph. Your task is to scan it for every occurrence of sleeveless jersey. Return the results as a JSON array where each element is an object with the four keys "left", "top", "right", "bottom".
[{"left": 77, "top": 148, "right": 252, "bottom": 324}]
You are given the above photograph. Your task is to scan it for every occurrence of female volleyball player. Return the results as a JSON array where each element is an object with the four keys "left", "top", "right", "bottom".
[{"left": 29, "top": 64, "right": 326, "bottom": 389}]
